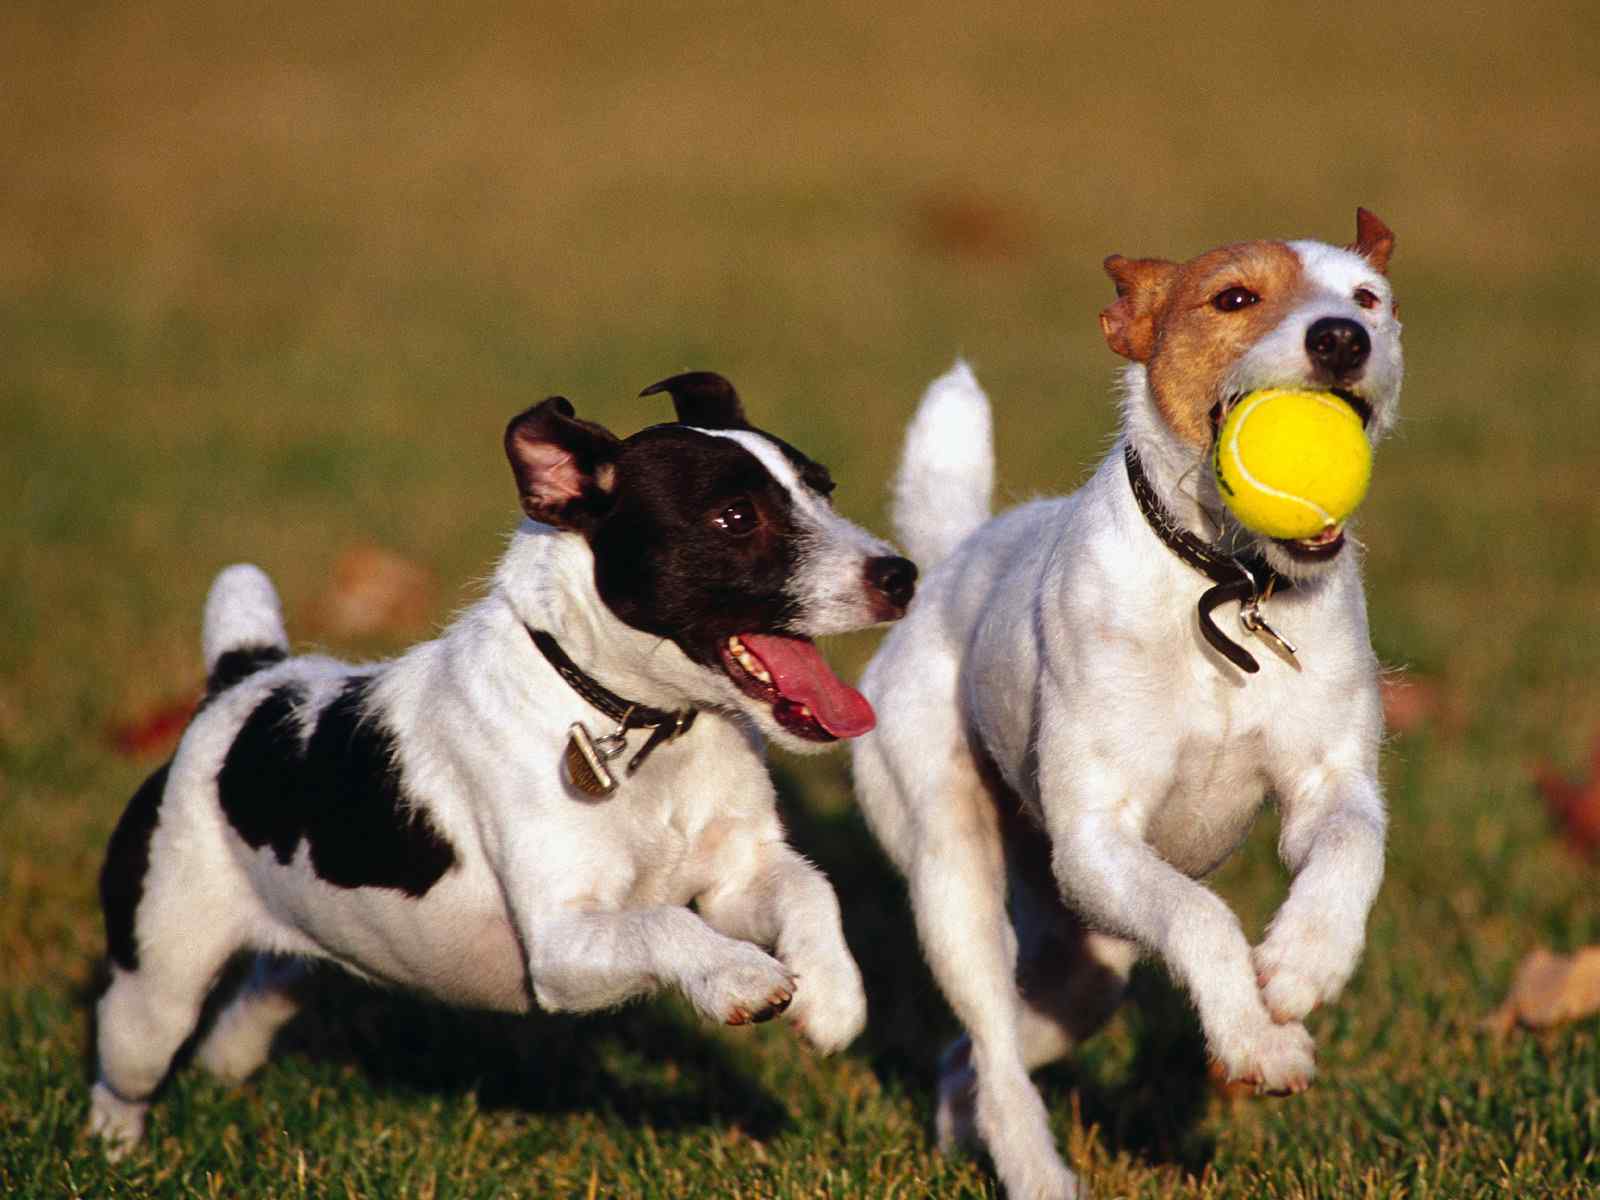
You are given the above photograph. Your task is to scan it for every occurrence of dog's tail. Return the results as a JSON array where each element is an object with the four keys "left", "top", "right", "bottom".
[
  {"left": 891, "top": 360, "right": 994, "bottom": 571},
  {"left": 201, "top": 564, "right": 290, "bottom": 697}
]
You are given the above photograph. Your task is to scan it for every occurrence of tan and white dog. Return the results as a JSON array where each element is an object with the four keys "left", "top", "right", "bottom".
[{"left": 851, "top": 212, "right": 1401, "bottom": 1199}]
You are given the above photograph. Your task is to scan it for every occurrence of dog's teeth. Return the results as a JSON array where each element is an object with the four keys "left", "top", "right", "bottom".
[{"left": 729, "top": 641, "right": 772, "bottom": 683}]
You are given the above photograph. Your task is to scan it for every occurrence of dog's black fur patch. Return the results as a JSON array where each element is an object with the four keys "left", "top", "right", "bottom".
[
  {"left": 101, "top": 761, "right": 173, "bottom": 972},
  {"left": 591, "top": 426, "right": 810, "bottom": 666},
  {"left": 218, "top": 678, "right": 457, "bottom": 895},
  {"left": 202, "top": 644, "right": 288, "bottom": 706}
]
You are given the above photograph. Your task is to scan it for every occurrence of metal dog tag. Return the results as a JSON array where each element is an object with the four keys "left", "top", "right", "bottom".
[
  {"left": 564, "top": 722, "right": 620, "bottom": 798},
  {"left": 1240, "top": 596, "right": 1298, "bottom": 660}
]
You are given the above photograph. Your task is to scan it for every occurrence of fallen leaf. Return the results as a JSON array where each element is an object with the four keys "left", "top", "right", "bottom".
[
  {"left": 1380, "top": 671, "right": 1447, "bottom": 736},
  {"left": 108, "top": 695, "right": 198, "bottom": 758},
  {"left": 1483, "top": 945, "right": 1600, "bottom": 1035},
  {"left": 912, "top": 189, "right": 1036, "bottom": 262},
  {"left": 303, "top": 545, "right": 436, "bottom": 641},
  {"left": 1532, "top": 732, "right": 1600, "bottom": 857}
]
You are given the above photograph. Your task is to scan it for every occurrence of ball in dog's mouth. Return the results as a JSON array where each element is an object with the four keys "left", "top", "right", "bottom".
[{"left": 719, "top": 634, "right": 876, "bottom": 741}]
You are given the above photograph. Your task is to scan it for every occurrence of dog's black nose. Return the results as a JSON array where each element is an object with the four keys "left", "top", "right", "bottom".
[
  {"left": 1305, "top": 317, "right": 1371, "bottom": 379},
  {"left": 865, "top": 555, "right": 918, "bottom": 613}
]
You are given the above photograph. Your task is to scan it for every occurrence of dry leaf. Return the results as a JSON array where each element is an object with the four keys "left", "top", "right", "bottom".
[
  {"left": 912, "top": 190, "right": 1036, "bottom": 262},
  {"left": 1380, "top": 671, "right": 1447, "bottom": 736},
  {"left": 108, "top": 695, "right": 198, "bottom": 758},
  {"left": 1532, "top": 733, "right": 1600, "bottom": 857},
  {"left": 303, "top": 545, "right": 436, "bottom": 641},
  {"left": 1483, "top": 945, "right": 1600, "bottom": 1035}
]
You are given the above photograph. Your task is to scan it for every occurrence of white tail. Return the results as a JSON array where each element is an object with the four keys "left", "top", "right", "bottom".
[
  {"left": 201, "top": 564, "right": 288, "bottom": 675},
  {"left": 890, "top": 360, "right": 995, "bottom": 570}
]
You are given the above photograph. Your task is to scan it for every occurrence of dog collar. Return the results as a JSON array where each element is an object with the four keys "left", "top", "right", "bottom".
[
  {"left": 526, "top": 627, "right": 697, "bottom": 795},
  {"left": 1123, "top": 444, "right": 1294, "bottom": 675}
]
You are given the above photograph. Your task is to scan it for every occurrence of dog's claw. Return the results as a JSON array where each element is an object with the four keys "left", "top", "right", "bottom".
[{"left": 748, "top": 990, "right": 793, "bottom": 1024}]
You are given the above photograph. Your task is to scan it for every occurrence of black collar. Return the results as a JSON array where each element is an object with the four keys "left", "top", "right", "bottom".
[
  {"left": 526, "top": 627, "right": 697, "bottom": 774},
  {"left": 1123, "top": 444, "right": 1292, "bottom": 675}
]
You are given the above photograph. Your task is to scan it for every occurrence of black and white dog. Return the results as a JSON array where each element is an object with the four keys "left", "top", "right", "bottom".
[{"left": 90, "top": 372, "right": 917, "bottom": 1153}]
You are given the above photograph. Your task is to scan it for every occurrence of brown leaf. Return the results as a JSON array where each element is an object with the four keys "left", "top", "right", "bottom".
[
  {"left": 1532, "top": 732, "right": 1600, "bottom": 857},
  {"left": 107, "top": 695, "right": 198, "bottom": 758},
  {"left": 1483, "top": 945, "right": 1600, "bottom": 1035},
  {"left": 1379, "top": 670, "right": 1449, "bottom": 736},
  {"left": 303, "top": 545, "right": 437, "bottom": 641},
  {"left": 912, "top": 190, "right": 1037, "bottom": 262}
]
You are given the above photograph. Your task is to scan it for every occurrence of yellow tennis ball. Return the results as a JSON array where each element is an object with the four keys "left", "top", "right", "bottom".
[{"left": 1213, "top": 388, "right": 1372, "bottom": 540}]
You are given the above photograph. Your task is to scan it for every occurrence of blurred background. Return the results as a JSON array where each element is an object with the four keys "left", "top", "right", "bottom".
[{"left": 4, "top": 2, "right": 1599, "bottom": 1196}]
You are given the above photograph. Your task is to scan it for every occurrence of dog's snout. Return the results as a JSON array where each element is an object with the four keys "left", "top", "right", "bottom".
[
  {"left": 864, "top": 555, "right": 918, "bottom": 615},
  {"left": 1305, "top": 317, "right": 1371, "bottom": 379}
]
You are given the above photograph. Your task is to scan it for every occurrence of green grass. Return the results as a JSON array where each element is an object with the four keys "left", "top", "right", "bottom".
[{"left": 5, "top": 0, "right": 1600, "bottom": 1195}]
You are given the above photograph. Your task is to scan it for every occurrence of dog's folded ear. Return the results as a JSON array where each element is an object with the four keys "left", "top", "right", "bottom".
[
  {"left": 505, "top": 398, "right": 622, "bottom": 531},
  {"left": 1099, "top": 255, "right": 1180, "bottom": 362},
  {"left": 640, "top": 371, "right": 748, "bottom": 430},
  {"left": 1349, "top": 207, "right": 1395, "bottom": 274}
]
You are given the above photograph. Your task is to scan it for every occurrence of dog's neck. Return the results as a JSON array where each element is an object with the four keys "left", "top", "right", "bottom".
[
  {"left": 1118, "top": 364, "right": 1221, "bottom": 543},
  {"left": 494, "top": 525, "right": 706, "bottom": 714}
]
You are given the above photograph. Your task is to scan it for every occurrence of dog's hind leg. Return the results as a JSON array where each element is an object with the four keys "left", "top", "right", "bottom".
[
  {"left": 1007, "top": 821, "right": 1138, "bottom": 1073},
  {"left": 91, "top": 935, "right": 250, "bottom": 1153},
  {"left": 194, "top": 953, "right": 308, "bottom": 1084},
  {"left": 858, "top": 716, "right": 1081, "bottom": 1199},
  {"left": 90, "top": 803, "right": 254, "bottom": 1154}
]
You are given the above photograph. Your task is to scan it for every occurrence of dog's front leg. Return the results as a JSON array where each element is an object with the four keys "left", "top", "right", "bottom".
[
  {"left": 1253, "top": 763, "right": 1386, "bottom": 1023},
  {"left": 696, "top": 836, "right": 866, "bottom": 1054},
  {"left": 1040, "top": 750, "right": 1314, "bottom": 1093},
  {"left": 523, "top": 905, "right": 797, "bottom": 1027}
]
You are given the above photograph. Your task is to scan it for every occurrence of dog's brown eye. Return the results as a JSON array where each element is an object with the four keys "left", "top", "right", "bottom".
[
  {"left": 712, "top": 498, "right": 759, "bottom": 535},
  {"left": 1353, "top": 287, "right": 1381, "bottom": 310},
  {"left": 1211, "top": 286, "right": 1260, "bottom": 312}
]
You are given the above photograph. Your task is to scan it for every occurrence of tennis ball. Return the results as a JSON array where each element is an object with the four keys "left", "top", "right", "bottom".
[{"left": 1213, "top": 388, "right": 1372, "bottom": 540}]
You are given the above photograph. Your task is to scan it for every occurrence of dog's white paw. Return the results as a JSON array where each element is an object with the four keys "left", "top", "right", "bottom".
[
  {"left": 88, "top": 1081, "right": 147, "bottom": 1159},
  {"left": 1253, "top": 914, "right": 1364, "bottom": 1023},
  {"left": 1211, "top": 1015, "right": 1316, "bottom": 1095},
  {"left": 688, "top": 944, "right": 797, "bottom": 1027},
  {"left": 782, "top": 950, "right": 866, "bottom": 1054}
]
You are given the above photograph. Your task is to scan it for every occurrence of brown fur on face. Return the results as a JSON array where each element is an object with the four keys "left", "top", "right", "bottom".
[
  {"left": 1098, "top": 209, "right": 1396, "bottom": 449},
  {"left": 1102, "top": 240, "right": 1309, "bottom": 447}
]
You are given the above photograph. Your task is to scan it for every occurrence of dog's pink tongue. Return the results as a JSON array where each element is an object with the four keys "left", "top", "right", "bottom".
[{"left": 740, "top": 633, "right": 876, "bottom": 737}]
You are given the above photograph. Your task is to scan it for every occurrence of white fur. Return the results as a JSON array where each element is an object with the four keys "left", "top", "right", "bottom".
[
  {"left": 891, "top": 359, "right": 995, "bottom": 569},
  {"left": 90, "top": 485, "right": 885, "bottom": 1152},
  {"left": 852, "top": 241, "right": 1399, "bottom": 1200},
  {"left": 200, "top": 563, "right": 287, "bottom": 672}
]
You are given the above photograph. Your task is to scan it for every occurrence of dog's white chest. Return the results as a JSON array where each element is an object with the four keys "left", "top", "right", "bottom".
[{"left": 1141, "top": 723, "right": 1271, "bottom": 877}]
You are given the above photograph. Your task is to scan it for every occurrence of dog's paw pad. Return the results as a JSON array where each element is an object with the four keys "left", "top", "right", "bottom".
[
  {"left": 740, "top": 989, "right": 794, "bottom": 1025},
  {"left": 696, "top": 949, "right": 797, "bottom": 1028}
]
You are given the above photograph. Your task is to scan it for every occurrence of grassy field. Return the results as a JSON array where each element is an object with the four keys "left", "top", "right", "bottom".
[{"left": 5, "top": 1, "right": 1600, "bottom": 1196}]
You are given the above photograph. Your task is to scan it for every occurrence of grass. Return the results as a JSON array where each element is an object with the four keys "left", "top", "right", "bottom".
[{"left": 4, "top": 0, "right": 1600, "bottom": 1195}]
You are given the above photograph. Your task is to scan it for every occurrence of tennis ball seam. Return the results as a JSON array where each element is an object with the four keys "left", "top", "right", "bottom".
[{"left": 1220, "top": 391, "right": 1338, "bottom": 531}]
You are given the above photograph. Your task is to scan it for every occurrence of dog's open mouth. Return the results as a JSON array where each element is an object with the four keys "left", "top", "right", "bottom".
[
  {"left": 719, "top": 634, "right": 875, "bottom": 741},
  {"left": 1275, "top": 522, "right": 1346, "bottom": 560},
  {"left": 1209, "top": 385, "right": 1370, "bottom": 564}
]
